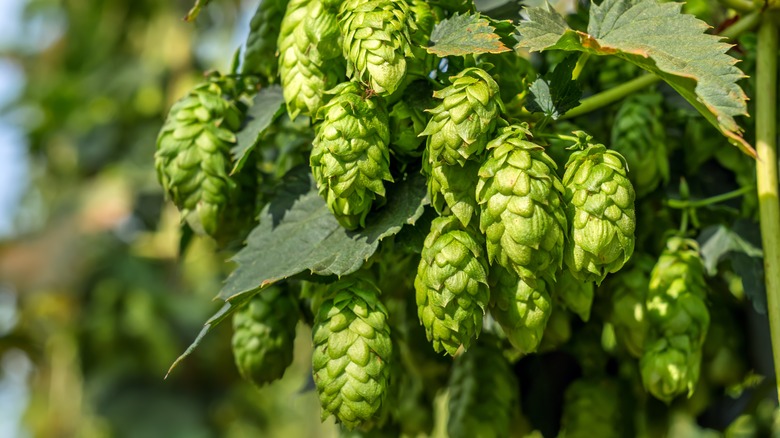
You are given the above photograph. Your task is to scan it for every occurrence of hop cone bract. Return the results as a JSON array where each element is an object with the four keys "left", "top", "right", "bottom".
[
  {"left": 426, "top": 157, "right": 480, "bottom": 227},
  {"left": 489, "top": 264, "right": 551, "bottom": 354},
  {"left": 388, "top": 83, "right": 433, "bottom": 158},
  {"left": 477, "top": 125, "right": 567, "bottom": 281},
  {"left": 607, "top": 254, "right": 654, "bottom": 358},
  {"left": 312, "top": 277, "right": 393, "bottom": 430},
  {"left": 447, "top": 337, "right": 518, "bottom": 438},
  {"left": 278, "top": 0, "right": 344, "bottom": 119},
  {"left": 339, "top": 0, "right": 414, "bottom": 95},
  {"left": 559, "top": 379, "right": 626, "bottom": 438},
  {"left": 155, "top": 77, "right": 243, "bottom": 237},
  {"left": 242, "top": 0, "right": 288, "bottom": 82},
  {"left": 310, "top": 82, "right": 392, "bottom": 229},
  {"left": 553, "top": 268, "right": 594, "bottom": 322},
  {"left": 231, "top": 287, "right": 299, "bottom": 386},
  {"left": 641, "top": 237, "right": 710, "bottom": 402},
  {"left": 563, "top": 144, "right": 636, "bottom": 284},
  {"left": 414, "top": 215, "right": 490, "bottom": 355},
  {"left": 610, "top": 91, "right": 669, "bottom": 197},
  {"left": 421, "top": 67, "right": 503, "bottom": 166}
]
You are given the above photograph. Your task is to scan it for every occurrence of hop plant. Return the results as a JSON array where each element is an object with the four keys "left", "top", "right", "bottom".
[
  {"left": 312, "top": 277, "right": 393, "bottom": 430},
  {"left": 563, "top": 143, "right": 636, "bottom": 284},
  {"left": 477, "top": 125, "right": 567, "bottom": 281},
  {"left": 310, "top": 81, "right": 393, "bottom": 229},
  {"left": 447, "top": 337, "right": 518, "bottom": 438},
  {"left": 278, "top": 0, "right": 344, "bottom": 119},
  {"left": 242, "top": 0, "right": 288, "bottom": 82},
  {"left": 489, "top": 264, "right": 551, "bottom": 354},
  {"left": 388, "top": 83, "right": 433, "bottom": 158},
  {"left": 155, "top": 76, "right": 244, "bottom": 237},
  {"left": 421, "top": 67, "right": 504, "bottom": 166},
  {"left": 426, "top": 158, "right": 480, "bottom": 227},
  {"left": 559, "top": 379, "right": 626, "bottom": 438},
  {"left": 553, "top": 268, "right": 594, "bottom": 322},
  {"left": 231, "top": 287, "right": 299, "bottom": 387},
  {"left": 641, "top": 237, "right": 710, "bottom": 402},
  {"left": 607, "top": 254, "right": 654, "bottom": 358},
  {"left": 610, "top": 91, "right": 669, "bottom": 197},
  {"left": 414, "top": 215, "right": 490, "bottom": 355},
  {"left": 339, "top": 0, "right": 415, "bottom": 95}
]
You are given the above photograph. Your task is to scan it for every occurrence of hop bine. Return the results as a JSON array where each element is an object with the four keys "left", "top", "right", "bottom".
[
  {"left": 563, "top": 143, "right": 636, "bottom": 284},
  {"left": 312, "top": 277, "right": 393, "bottom": 430},
  {"left": 489, "top": 264, "right": 551, "bottom": 354},
  {"left": 155, "top": 76, "right": 243, "bottom": 238},
  {"left": 231, "top": 287, "right": 299, "bottom": 387},
  {"left": 414, "top": 215, "right": 489, "bottom": 355},
  {"left": 640, "top": 237, "right": 710, "bottom": 403},
  {"left": 310, "top": 81, "right": 393, "bottom": 229}
]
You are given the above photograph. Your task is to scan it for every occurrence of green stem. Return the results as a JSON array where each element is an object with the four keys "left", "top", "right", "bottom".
[
  {"left": 666, "top": 185, "right": 754, "bottom": 209},
  {"left": 721, "top": 9, "right": 762, "bottom": 40},
  {"left": 719, "top": 0, "right": 756, "bottom": 12},
  {"left": 755, "top": 11, "right": 780, "bottom": 399}
]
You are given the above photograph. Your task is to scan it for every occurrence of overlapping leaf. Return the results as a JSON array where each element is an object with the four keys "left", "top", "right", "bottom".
[
  {"left": 516, "top": 0, "right": 752, "bottom": 156},
  {"left": 428, "top": 13, "right": 512, "bottom": 56},
  {"left": 231, "top": 85, "right": 285, "bottom": 173}
]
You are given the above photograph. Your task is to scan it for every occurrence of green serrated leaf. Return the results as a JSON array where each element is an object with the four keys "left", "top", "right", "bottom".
[
  {"left": 219, "top": 166, "right": 428, "bottom": 302},
  {"left": 698, "top": 223, "right": 763, "bottom": 275},
  {"left": 516, "top": 0, "right": 753, "bottom": 156},
  {"left": 185, "top": 0, "right": 212, "bottom": 22},
  {"left": 526, "top": 55, "right": 582, "bottom": 119},
  {"left": 428, "top": 13, "right": 512, "bottom": 57},
  {"left": 231, "top": 85, "right": 285, "bottom": 174}
]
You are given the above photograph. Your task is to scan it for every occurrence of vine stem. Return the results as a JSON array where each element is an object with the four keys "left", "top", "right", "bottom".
[
  {"left": 756, "top": 11, "right": 780, "bottom": 399},
  {"left": 666, "top": 185, "right": 754, "bottom": 209}
]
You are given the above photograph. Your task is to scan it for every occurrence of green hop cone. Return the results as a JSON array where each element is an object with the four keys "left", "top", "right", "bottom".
[
  {"left": 242, "top": 0, "right": 288, "bottom": 82},
  {"left": 414, "top": 215, "right": 490, "bottom": 355},
  {"left": 231, "top": 287, "right": 299, "bottom": 386},
  {"left": 447, "top": 336, "right": 518, "bottom": 438},
  {"left": 339, "top": 0, "right": 415, "bottom": 95},
  {"left": 278, "top": 0, "right": 344, "bottom": 119},
  {"left": 563, "top": 143, "right": 636, "bottom": 284},
  {"left": 607, "top": 254, "right": 654, "bottom": 358},
  {"left": 559, "top": 378, "right": 626, "bottom": 438},
  {"left": 312, "top": 277, "right": 393, "bottom": 430},
  {"left": 388, "top": 83, "right": 433, "bottom": 158},
  {"left": 426, "top": 157, "right": 480, "bottom": 227},
  {"left": 488, "top": 264, "right": 551, "bottom": 354},
  {"left": 553, "top": 268, "right": 594, "bottom": 322},
  {"left": 610, "top": 91, "right": 669, "bottom": 197},
  {"left": 421, "top": 67, "right": 504, "bottom": 166},
  {"left": 476, "top": 125, "right": 567, "bottom": 281},
  {"left": 155, "top": 76, "right": 243, "bottom": 237},
  {"left": 640, "top": 237, "right": 710, "bottom": 402},
  {"left": 310, "top": 81, "right": 393, "bottom": 229}
]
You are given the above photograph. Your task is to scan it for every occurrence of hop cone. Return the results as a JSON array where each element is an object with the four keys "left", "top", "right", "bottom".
[
  {"left": 310, "top": 81, "right": 392, "bottom": 229},
  {"left": 563, "top": 144, "right": 636, "bottom": 284},
  {"left": 388, "top": 83, "right": 433, "bottom": 158},
  {"left": 553, "top": 268, "right": 594, "bottom": 322},
  {"left": 405, "top": 0, "right": 439, "bottom": 79},
  {"left": 155, "top": 77, "right": 243, "bottom": 237},
  {"left": 242, "top": 0, "right": 288, "bottom": 82},
  {"left": 447, "top": 337, "right": 518, "bottom": 438},
  {"left": 559, "top": 379, "right": 625, "bottom": 438},
  {"left": 231, "top": 287, "right": 299, "bottom": 386},
  {"left": 607, "top": 254, "right": 654, "bottom": 358},
  {"left": 489, "top": 264, "right": 551, "bottom": 354},
  {"left": 421, "top": 67, "right": 503, "bottom": 166},
  {"left": 476, "top": 125, "right": 567, "bottom": 281},
  {"left": 426, "top": 157, "right": 480, "bottom": 227},
  {"left": 414, "top": 215, "right": 490, "bottom": 355},
  {"left": 278, "top": 0, "right": 343, "bottom": 119},
  {"left": 641, "top": 237, "right": 710, "bottom": 402},
  {"left": 339, "top": 0, "right": 414, "bottom": 95},
  {"left": 312, "top": 277, "right": 393, "bottom": 430},
  {"left": 610, "top": 92, "right": 669, "bottom": 197}
]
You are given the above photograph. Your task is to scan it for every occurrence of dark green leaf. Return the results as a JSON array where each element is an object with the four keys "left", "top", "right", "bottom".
[
  {"left": 231, "top": 85, "right": 285, "bottom": 174},
  {"left": 526, "top": 55, "right": 582, "bottom": 119},
  {"left": 698, "top": 223, "right": 763, "bottom": 275},
  {"left": 219, "top": 166, "right": 429, "bottom": 302},
  {"left": 516, "top": 0, "right": 753, "bottom": 156},
  {"left": 428, "top": 13, "right": 512, "bottom": 57}
]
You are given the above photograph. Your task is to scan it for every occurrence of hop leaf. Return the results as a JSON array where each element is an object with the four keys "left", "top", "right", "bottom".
[
  {"left": 310, "top": 82, "right": 393, "bottom": 230},
  {"left": 242, "top": 0, "right": 289, "bottom": 83},
  {"left": 421, "top": 67, "right": 504, "bottom": 166},
  {"left": 414, "top": 215, "right": 490, "bottom": 355},
  {"left": 231, "top": 287, "right": 299, "bottom": 386},
  {"left": 447, "top": 336, "right": 518, "bottom": 438},
  {"left": 489, "top": 264, "right": 551, "bottom": 354},
  {"left": 476, "top": 125, "right": 567, "bottom": 282},
  {"left": 563, "top": 143, "right": 636, "bottom": 284},
  {"left": 339, "top": 0, "right": 415, "bottom": 95},
  {"left": 312, "top": 277, "right": 393, "bottom": 430},
  {"left": 155, "top": 76, "right": 244, "bottom": 238},
  {"left": 610, "top": 91, "right": 669, "bottom": 197},
  {"left": 641, "top": 237, "right": 710, "bottom": 402}
]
